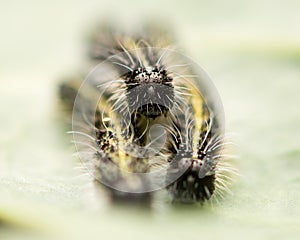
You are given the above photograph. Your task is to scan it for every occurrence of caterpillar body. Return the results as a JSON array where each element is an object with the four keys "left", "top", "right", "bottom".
[{"left": 59, "top": 23, "right": 233, "bottom": 204}]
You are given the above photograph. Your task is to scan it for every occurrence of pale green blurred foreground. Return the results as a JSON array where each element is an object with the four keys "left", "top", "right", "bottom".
[{"left": 0, "top": 0, "right": 299, "bottom": 239}]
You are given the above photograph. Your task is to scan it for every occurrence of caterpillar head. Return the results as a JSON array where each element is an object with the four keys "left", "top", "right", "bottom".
[
  {"left": 167, "top": 151, "right": 216, "bottom": 203},
  {"left": 123, "top": 66, "right": 174, "bottom": 118}
]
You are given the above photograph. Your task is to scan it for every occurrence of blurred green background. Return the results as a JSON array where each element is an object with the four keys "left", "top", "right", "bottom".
[{"left": 0, "top": 0, "right": 299, "bottom": 239}]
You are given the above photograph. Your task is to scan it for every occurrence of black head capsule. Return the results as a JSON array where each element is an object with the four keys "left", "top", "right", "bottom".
[
  {"left": 166, "top": 150, "right": 216, "bottom": 203},
  {"left": 124, "top": 66, "right": 174, "bottom": 118},
  {"left": 166, "top": 128, "right": 216, "bottom": 203}
]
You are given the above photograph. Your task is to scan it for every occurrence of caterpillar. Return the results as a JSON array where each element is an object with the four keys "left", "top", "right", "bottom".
[{"left": 58, "top": 23, "right": 234, "bottom": 204}]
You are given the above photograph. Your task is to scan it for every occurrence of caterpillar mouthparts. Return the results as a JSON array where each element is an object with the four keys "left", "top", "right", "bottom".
[{"left": 58, "top": 23, "right": 235, "bottom": 205}]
